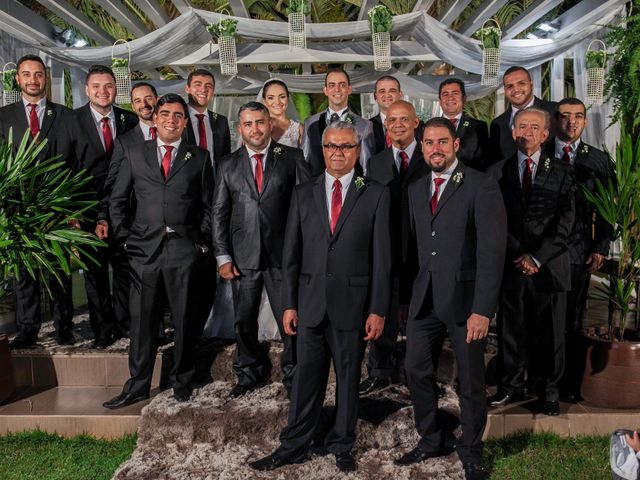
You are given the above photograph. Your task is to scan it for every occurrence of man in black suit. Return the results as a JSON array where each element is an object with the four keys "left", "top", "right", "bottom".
[
  {"left": 212, "top": 102, "right": 310, "bottom": 398},
  {"left": 183, "top": 69, "right": 231, "bottom": 170},
  {"left": 103, "top": 94, "right": 213, "bottom": 409},
  {"left": 302, "top": 67, "right": 375, "bottom": 176},
  {"left": 249, "top": 121, "right": 391, "bottom": 473},
  {"left": 489, "top": 66, "right": 557, "bottom": 165},
  {"left": 0, "top": 55, "right": 75, "bottom": 349},
  {"left": 370, "top": 75, "right": 405, "bottom": 154},
  {"left": 394, "top": 118, "right": 506, "bottom": 480},
  {"left": 438, "top": 78, "right": 489, "bottom": 171},
  {"left": 488, "top": 108, "right": 575, "bottom": 416},
  {"left": 544, "top": 97, "right": 613, "bottom": 401},
  {"left": 360, "top": 100, "right": 428, "bottom": 395}
]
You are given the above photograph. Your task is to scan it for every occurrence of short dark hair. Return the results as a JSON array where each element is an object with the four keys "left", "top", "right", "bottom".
[
  {"left": 131, "top": 82, "right": 157, "bottom": 98},
  {"left": 156, "top": 93, "right": 188, "bottom": 116},
  {"left": 438, "top": 78, "right": 466, "bottom": 97},
  {"left": 238, "top": 101, "right": 270, "bottom": 120},
  {"left": 423, "top": 117, "right": 457, "bottom": 140},
  {"left": 503, "top": 66, "right": 531, "bottom": 81},
  {"left": 325, "top": 67, "right": 351, "bottom": 86},
  {"left": 556, "top": 97, "right": 586, "bottom": 118},
  {"left": 187, "top": 69, "right": 215, "bottom": 86},
  {"left": 374, "top": 75, "right": 401, "bottom": 92},
  {"left": 262, "top": 79, "right": 290, "bottom": 98},
  {"left": 86, "top": 65, "right": 115, "bottom": 84},
  {"left": 16, "top": 54, "right": 46, "bottom": 72}
]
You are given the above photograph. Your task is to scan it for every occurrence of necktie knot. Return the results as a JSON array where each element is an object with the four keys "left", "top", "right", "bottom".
[
  {"left": 434, "top": 177, "right": 445, "bottom": 188},
  {"left": 163, "top": 145, "right": 174, "bottom": 153},
  {"left": 449, "top": 117, "right": 458, "bottom": 128},
  {"left": 100, "top": 117, "right": 114, "bottom": 156},
  {"left": 330, "top": 112, "right": 340, "bottom": 123},
  {"left": 27, "top": 103, "right": 37, "bottom": 112},
  {"left": 196, "top": 113, "right": 205, "bottom": 120},
  {"left": 27, "top": 103, "right": 39, "bottom": 138},
  {"left": 101, "top": 117, "right": 109, "bottom": 125},
  {"left": 563, "top": 145, "right": 571, "bottom": 153},
  {"left": 333, "top": 178, "right": 342, "bottom": 192}
]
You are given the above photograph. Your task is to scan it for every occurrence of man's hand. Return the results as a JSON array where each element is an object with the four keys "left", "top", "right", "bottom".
[
  {"left": 364, "top": 314, "right": 385, "bottom": 341},
  {"left": 397, "top": 304, "right": 409, "bottom": 329},
  {"left": 586, "top": 252, "right": 605, "bottom": 273},
  {"left": 466, "top": 313, "right": 490, "bottom": 344},
  {"left": 218, "top": 262, "right": 240, "bottom": 280},
  {"left": 283, "top": 309, "right": 298, "bottom": 336},
  {"left": 514, "top": 254, "right": 539, "bottom": 276},
  {"left": 68, "top": 218, "right": 81, "bottom": 230},
  {"left": 626, "top": 431, "right": 640, "bottom": 453},
  {"left": 95, "top": 220, "right": 109, "bottom": 239}
]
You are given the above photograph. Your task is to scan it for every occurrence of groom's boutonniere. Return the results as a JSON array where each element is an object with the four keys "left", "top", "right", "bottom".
[
  {"left": 273, "top": 146, "right": 283, "bottom": 159},
  {"left": 544, "top": 158, "right": 551, "bottom": 171},
  {"left": 581, "top": 144, "right": 589, "bottom": 154},
  {"left": 355, "top": 176, "right": 366, "bottom": 190},
  {"left": 46, "top": 110, "right": 52, "bottom": 117},
  {"left": 211, "top": 111, "right": 218, "bottom": 120},
  {"left": 452, "top": 172, "right": 464, "bottom": 184},
  {"left": 120, "top": 113, "right": 126, "bottom": 124},
  {"left": 344, "top": 113, "right": 353, "bottom": 124},
  {"left": 183, "top": 152, "right": 192, "bottom": 162},
  {"left": 462, "top": 120, "right": 469, "bottom": 128}
]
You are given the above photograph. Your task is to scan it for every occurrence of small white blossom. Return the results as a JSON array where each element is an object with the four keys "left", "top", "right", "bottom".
[
  {"left": 452, "top": 172, "right": 464, "bottom": 184},
  {"left": 46, "top": 110, "right": 52, "bottom": 116},
  {"left": 184, "top": 152, "right": 192, "bottom": 162},
  {"left": 463, "top": 120, "right": 469, "bottom": 128},
  {"left": 355, "top": 176, "right": 366, "bottom": 190},
  {"left": 544, "top": 158, "right": 551, "bottom": 171}
]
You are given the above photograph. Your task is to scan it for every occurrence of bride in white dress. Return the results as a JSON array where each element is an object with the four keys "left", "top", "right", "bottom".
[{"left": 261, "top": 79, "right": 304, "bottom": 148}]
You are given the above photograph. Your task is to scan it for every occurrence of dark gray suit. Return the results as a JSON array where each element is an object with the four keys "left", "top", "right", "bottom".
[
  {"left": 212, "top": 142, "right": 310, "bottom": 388},
  {"left": 277, "top": 173, "right": 391, "bottom": 459},
  {"left": 183, "top": 110, "right": 231, "bottom": 168},
  {"left": 405, "top": 162, "right": 506, "bottom": 464},
  {"left": 451, "top": 114, "right": 489, "bottom": 171},
  {"left": 110, "top": 140, "right": 213, "bottom": 396},
  {"left": 0, "top": 100, "right": 75, "bottom": 341}
]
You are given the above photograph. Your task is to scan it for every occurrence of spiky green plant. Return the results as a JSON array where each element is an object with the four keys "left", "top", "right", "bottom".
[{"left": 0, "top": 131, "right": 104, "bottom": 298}]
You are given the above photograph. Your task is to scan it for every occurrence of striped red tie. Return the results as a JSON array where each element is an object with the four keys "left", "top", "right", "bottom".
[{"left": 330, "top": 179, "right": 342, "bottom": 233}]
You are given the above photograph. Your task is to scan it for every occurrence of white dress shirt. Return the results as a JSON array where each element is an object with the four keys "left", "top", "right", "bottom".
[
  {"left": 139, "top": 122, "right": 155, "bottom": 141},
  {"left": 188, "top": 105, "right": 215, "bottom": 165},
  {"left": 325, "top": 169, "right": 355, "bottom": 224},
  {"left": 326, "top": 107, "right": 349, "bottom": 123},
  {"left": 391, "top": 139, "right": 417, "bottom": 173},
  {"left": 89, "top": 105, "right": 116, "bottom": 150},
  {"left": 430, "top": 158, "right": 458, "bottom": 201},
  {"left": 554, "top": 137, "right": 580, "bottom": 166},
  {"left": 246, "top": 141, "right": 271, "bottom": 178},
  {"left": 517, "top": 150, "right": 541, "bottom": 186},
  {"left": 21, "top": 96, "right": 46, "bottom": 128}
]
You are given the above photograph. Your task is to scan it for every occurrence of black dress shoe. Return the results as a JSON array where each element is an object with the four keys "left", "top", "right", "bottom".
[
  {"left": 359, "top": 376, "right": 390, "bottom": 395},
  {"left": 487, "top": 390, "right": 525, "bottom": 408},
  {"left": 103, "top": 392, "right": 149, "bottom": 410},
  {"left": 10, "top": 334, "right": 38, "bottom": 350},
  {"left": 173, "top": 388, "right": 192, "bottom": 403},
  {"left": 542, "top": 400, "right": 560, "bottom": 416},
  {"left": 91, "top": 337, "right": 115, "bottom": 350},
  {"left": 57, "top": 332, "right": 76, "bottom": 346},
  {"left": 463, "top": 463, "right": 487, "bottom": 480},
  {"left": 249, "top": 453, "right": 299, "bottom": 471},
  {"left": 229, "top": 382, "right": 264, "bottom": 398},
  {"left": 335, "top": 451, "right": 356, "bottom": 472},
  {"left": 394, "top": 446, "right": 443, "bottom": 466}
]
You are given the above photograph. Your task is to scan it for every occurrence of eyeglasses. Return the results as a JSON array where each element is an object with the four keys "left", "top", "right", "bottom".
[{"left": 322, "top": 143, "right": 358, "bottom": 153}]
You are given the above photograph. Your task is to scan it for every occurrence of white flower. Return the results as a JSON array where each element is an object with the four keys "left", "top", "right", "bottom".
[
  {"left": 211, "top": 112, "right": 218, "bottom": 120},
  {"left": 463, "top": 120, "right": 469, "bottom": 128},
  {"left": 46, "top": 110, "right": 52, "bottom": 116},
  {"left": 184, "top": 152, "right": 192, "bottom": 162},
  {"left": 120, "top": 114, "right": 125, "bottom": 123},
  {"left": 582, "top": 144, "right": 589, "bottom": 154},
  {"left": 544, "top": 158, "right": 551, "bottom": 171},
  {"left": 273, "top": 146, "right": 283, "bottom": 157},
  {"left": 355, "top": 176, "right": 366, "bottom": 190},
  {"left": 344, "top": 114, "right": 353, "bottom": 124},
  {"left": 452, "top": 172, "right": 464, "bottom": 184}
]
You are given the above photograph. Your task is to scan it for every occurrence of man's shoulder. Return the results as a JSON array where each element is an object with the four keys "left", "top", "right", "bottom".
[
  {"left": 117, "top": 125, "right": 143, "bottom": 146},
  {"left": 208, "top": 110, "right": 229, "bottom": 125},
  {"left": 303, "top": 112, "right": 323, "bottom": 127},
  {"left": 534, "top": 97, "right": 558, "bottom": 115},
  {"left": 491, "top": 109, "right": 509, "bottom": 127}
]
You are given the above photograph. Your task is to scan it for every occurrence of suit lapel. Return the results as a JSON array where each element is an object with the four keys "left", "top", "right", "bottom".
[
  {"left": 166, "top": 142, "right": 190, "bottom": 181},
  {"left": 456, "top": 115, "right": 468, "bottom": 137},
  {"left": 317, "top": 111, "right": 328, "bottom": 138},
  {"left": 144, "top": 141, "right": 164, "bottom": 182},
  {"left": 240, "top": 148, "right": 259, "bottom": 196},
  {"left": 260, "top": 142, "right": 280, "bottom": 196},
  {"left": 532, "top": 154, "right": 552, "bottom": 191},
  {"left": 39, "top": 102, "right": 55, "bottom": 139},
  {"left": 312, "top": 175, "right": 331, "bottom": 239},
  {"left": 432, "top": 162, "right": 464, "bottom": 219},
  {"left": 114, "top": 107, "right": 129, "bottom": 135},
  {"left": 405, "top": 148, "right": 425, "bottom": 184},
  {"left": 332, "top": 176, "right": 363, "bottom": 240}
]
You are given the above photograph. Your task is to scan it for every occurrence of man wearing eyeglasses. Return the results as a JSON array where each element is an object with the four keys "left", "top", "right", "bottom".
[{"left": 250, "top": 121, "right": 391, "bottom": 474}]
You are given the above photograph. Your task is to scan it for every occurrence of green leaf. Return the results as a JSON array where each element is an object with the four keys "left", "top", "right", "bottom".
[
  {"left": 368, "top": 5, "right": 393, "bottom": 34},
  {"left": 2, "top": 69, "right": 18, "bottom": 91}
]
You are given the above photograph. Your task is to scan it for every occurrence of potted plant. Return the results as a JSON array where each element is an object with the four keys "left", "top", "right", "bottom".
[{"left": 579, "top": 128, "right": 640, "bottom": 408}]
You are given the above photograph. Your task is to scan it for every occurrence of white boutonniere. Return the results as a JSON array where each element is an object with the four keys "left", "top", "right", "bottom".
[
  {"left": 120, "top": 113, "right": 126, "bottom": 124},
  {"left": 354, "top": 176, "right": 366, "bottom": 190},
  {"left": 452, "top": 172, "right": 464, "bottom": 184},
  {"left": 211, "top": 111, "right": 218, "bottom": 120},
  {"left": 581, "top": 144, "right": 589, "bottom": 154},
  {"left": 462, "top": 120, "right": 469, "bottom": 128},
  {"left": 46, "top": 110, "right": 52, "bottom": 116},
  {"left": 273, "top": 146, "right": 283, "bottom": 159},
  {"left": 344, "top": 113, "right": 353, "bottom": 124},
  {"left": 183, "top": 152, "right": 192, "bottom": 162},
  {"left": 544, "top": 158, "right": 551, "bottom": 171}
]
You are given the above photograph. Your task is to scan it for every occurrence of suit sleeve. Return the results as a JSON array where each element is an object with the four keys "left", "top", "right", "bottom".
[
  {"left": 472, "top": 176, "right": 507, "bottom": 317},
  {"left": 109, "top": 148, "right": 134, "bottom": 241},
  {"left": 211, "top": 161, "right": 233, "bottom": 261},
  {"left": 294, "top": 149, "right": 311, "bottom": 184},
  {"left": 360, "top": 121, "right": 375, "bottom": 175},
  {"left": 532, "top": 167, "right": 576, "bottom": 264},
  {"left": 200, "top": 154, "right": 214, "bottom": 244},
  {"left": 369, "top": 186, "right": 392, "bottom": 317},
  {"left": 281, "top": 187, "right": 302, "bottom": 310},
  {"left": 400, "top": 184, "right": 419, "bottom": 305},
  {"left": 98, "top": 137, "right": 125, "bottom": 222}
]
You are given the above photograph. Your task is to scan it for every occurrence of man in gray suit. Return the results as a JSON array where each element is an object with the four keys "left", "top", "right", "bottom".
[
  {"left": 301, "top": 67, "right": 375, "bottom": 176},
  {"left": 395, "top": 118, "right": 507, "bottom": 480}
]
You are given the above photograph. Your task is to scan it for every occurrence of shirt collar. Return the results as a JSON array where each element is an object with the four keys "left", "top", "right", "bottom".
[
  {"left": 246, "top": 140, "right": 271, "bottom": 159},
  {"left": 157, "top": 138, "right": 182, "bottom": 151},
  {"left": 380, "top": 112, "right": 387, "bottom": 124},
  {"left": 22, "top": 96, "right": 46, "bottom": 110},
  {"left": 325, "top": 169, "right": 355, "bottom": 190},
  {"left": 511, "top": 97, "right": 535, "bottom": 115},
  {"left": 392, "top": 139, "right": 417, "bottom": 160},
  {"left": 328, "top": 107, "right": 349, "bottom": 119},
  {"left": 188, "top": 105, "right": 208, "bottom": 118},
  {"left": 445, "top": 112, "right": 463, "bottom": 122},
  {"left": 89, "top": 104, "right": 114, "bottom": 123},
  {"left": 139, "top": 122, "right": 153, "bottom": 139},
  {"left": 555, "top": 136, "right": 580, "bottom": 152},
  {"left": 517, "top": 149, "right": 541, "bottom": 166},
  {"left": 432, "top": 158, "right": 458, "bottom": 181}
]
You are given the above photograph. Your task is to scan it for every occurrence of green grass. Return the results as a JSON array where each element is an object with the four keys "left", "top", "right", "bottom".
[
  {"left": 0, "top": 431, "right": 137, "bottom": 480},
  {"left": 485, "top": 431, "right": 610, "bottom": 479},
  {"left": 0, "top": 430, "right": 612, "bottom": 479}
]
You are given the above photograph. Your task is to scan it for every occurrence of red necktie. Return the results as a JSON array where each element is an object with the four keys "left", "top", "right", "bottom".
[
  {"left": 330, "top": 179, "right": 342, "bottom": 234},
  {"left": 27, "top": 103, "right": 40, "bottom": 138},
  {"left": 149, "top": 126, "right": 157, "bottom": 140},
  {"left": 562, "top": 145, "right": 571, "bottom": 163},
  {"left": 430, "top": 177, "right": 445, "bottom": 214},
  {"left": 254, "top": 153, "right": 264, "bottom": 193},
  {"left": 399, "top": 150, "right": 409, "bottom": 176},
  {"left": 449, "top": 117, "right": 458, "bottom": 129},
  {"left": 522, "top": 158, "right": 533, "bottom": 198},
  {"left": 101, "top": 117, "right": 114, "bottom": 157},
  {"left": 196, "top": 114, "right": 208, "bottom": 151},
  {"left": 161, "top": 145, "right": 174, "bottom": 179},
  {"left": 385, "top": 130, "right": 392, "bottom": 148}
]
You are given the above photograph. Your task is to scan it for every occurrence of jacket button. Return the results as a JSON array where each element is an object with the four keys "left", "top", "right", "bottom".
[
  {"left": 327, "top": 273, "right": 333, "bottom": 278},
  {"left": 431, "top": 231, "right": 436, "bottom": 237},
  {"left": 431, "top": 251, "right": 437, "bottom": 256},
  {"left": 329, "top": 246, "right": 334, "bottom": 251}
]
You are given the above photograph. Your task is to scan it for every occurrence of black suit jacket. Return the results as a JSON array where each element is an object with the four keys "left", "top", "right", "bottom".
[
  {"left": 489, "top": 153, "right": 575, "bottom": 292},
  {"left": 452, "top": 114, "right": 489, "bottom": 171},
  {"left": 109, "top": 141, "right": 213, "bottom": 259},
  {"left": 183, "top": 110, "right": 231, "bottom": 167},
  {"left": 407, "top": 164, "right": 507, "bottom": 324},
  {"left": 282, "top": 175, "right": 391, "bottom": 331},
  {"left": 212, "top": 142, "right": 310, "bottom": 270},
  {"left": 72, "top": 104, "right": 138, "bottom": 216},
  {"left": 0, "top": 100, "right": 75, "bottom": 168},
  {"left": 543, "top": 138, "right": 613, "bottom": 264},
  {"left": 488, "top": 97, "right": 558, "bottom": 166}
]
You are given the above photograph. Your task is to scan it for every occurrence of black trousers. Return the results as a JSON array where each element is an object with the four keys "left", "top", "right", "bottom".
[
  {"left": 15, "top": 269, "right": 73, "bottom": 339},
  {"left": 366, "top": 277, "right": 400, "bottom": 379},
  {"left": 123, "top": 236, "right": 202, "bottom": 396},
  {"left": 499, "top": 278, "right": 566, "bottom": 402},
  {"left": 278, "top": 316, "right": 363, "bottom": 460},
  {"left": 230, "top": 267, "right": 295, "bottom": 387},
  {"left": 82, "top": 236, "right": 130, "bottom": 340},
  {"left": 405, "top": 308, "right": 487, "bottom": 464},
  {"left": 562, "top": 264, "right": 591, "bottom": 395},
  {"left": 193, "top": 251, "right": 217, "bottom": 340}
]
